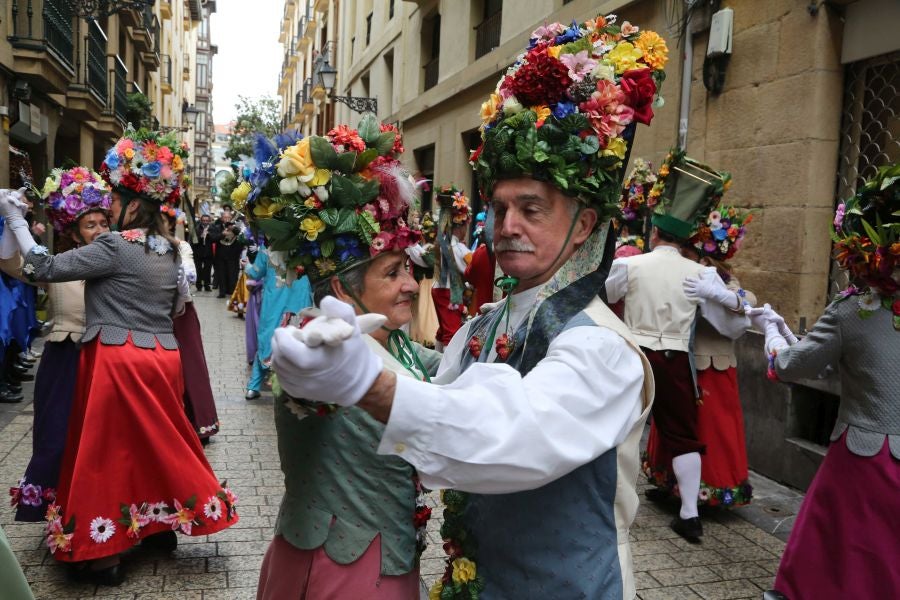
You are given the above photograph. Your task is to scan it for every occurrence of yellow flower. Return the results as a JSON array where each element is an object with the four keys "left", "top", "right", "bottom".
[
  {"left": 309, "top": 168, "right": 331, "bottom": 187},
  {"left": 124, "top": 148, "right": 135, "bottom": 161},
  {"left": 300, "top": 216, "right": 327, "bottom": 241},
  {"left": 607, "top": 41, "right": 644, "bottom": 74},
  {"left": 635, "top": 30, "right": 669, "bottom": 70},
  {"left": 547, "top": 45, "right": 562, "bottom": 59},
  {"left": 658, "top": 164, "right": 670, "bottom": 178},
  {"left": 451, "top": 557, "right": 477, "bottom": 584},
  {"left": 532, "top": 105, "right": 551, "bottom": 123},
  {"left": 602, "top": 137, "right": 628, "bottom": 160},
  {"left": 636, "top": 238, "right": 645, "bottom": 250},
  {"left": 253, "top": 198, "right": 283, "bottom": 218},
  {"left": 231, "top": 181, "right": 251, "bottom": 206},
  {"left": 428, "top": 581, "right": 443, "bottom": 600},
  {"left": 278, "top": 137, "right": 317, "bottom": 182},
  {"left": 42, "top": 176, "right": 59, "bottom": 196},
  {"left": 173, "top": 155, "right": 184, "bottom": 171},
  {"left": 480, "top": 93, "right": 501, "bottom": 125}
]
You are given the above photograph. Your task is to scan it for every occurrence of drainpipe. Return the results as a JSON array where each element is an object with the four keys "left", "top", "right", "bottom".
[{"left": 678, "top": 26, "right": 693, "bottom": 150}]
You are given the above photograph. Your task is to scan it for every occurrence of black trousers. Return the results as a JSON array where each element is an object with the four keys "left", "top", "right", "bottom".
[{"left": 196, "top": 255, "right": 213, "bottom": 289}]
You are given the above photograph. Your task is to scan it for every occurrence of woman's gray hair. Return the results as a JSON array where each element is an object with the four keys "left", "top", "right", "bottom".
[{"left": 312, "top": 261, "right": 368, "bottom": 306}]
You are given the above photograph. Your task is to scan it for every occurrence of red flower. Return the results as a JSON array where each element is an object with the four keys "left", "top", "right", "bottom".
[
  {"left": 620, "top": 68, "right": 657, "bottom": 125},
  {"left": 380, "top": 123, "right": 404, "bottom": 154},
  {"left": 469, "top": 143, "right": 484, "bottom": 164},
  {"left": 327, "top": 125, "right": 366, "bottom": 153},
  {"left": 468, "top": 336, "right": 483, "bottom": 358},
  {"left": 443, "top": 539, "right": 462, "bottom": 558},
  {"left": 413, "top": 505, "right": 432, "bottom": 528},
  {"left": 892, "top": 299, "right": 900, "bottom": 316},
  {"left": 495, "top": 333, "right": 514, "bottom": 360},
  {"left": 508, "top": 47, "right": 571, "bottom": 107},
  {"left": 120, "top": 172, "right": 145, "bottom": 193}
]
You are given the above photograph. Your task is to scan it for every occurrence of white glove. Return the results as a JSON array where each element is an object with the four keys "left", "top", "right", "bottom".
[
  {"left": 764, "top": 321, "right": 789, "bottom": 355},
  {"left": 270, "top": 296, "right": 384, "bottom": 406},
  {"left": 683, "top": 271, "right": 739, "bottom": 309},
  {"left": 295, "top": 306, "right": 386, "bottom": 347},
  {"left": 405, "top": 243, "right": 432, "bottom": 268},
  {"left": 0, "top": 189, "right": 35, "bottom": 259},
  {"left": 746, "top": 304, "right": 798, "bottom": 345}
]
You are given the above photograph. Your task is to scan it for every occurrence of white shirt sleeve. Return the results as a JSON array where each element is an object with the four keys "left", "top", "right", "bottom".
[
  {"left": 178, "top": 241, "right": 197, "bottom": 284},
  {"left": 451, "top": 237, "right": 470, "bottom": 274},
  {"left": 379, "top": 326, "right": 645, "bottom": 493},
  {"left": 406, "top": 243, "right": 430, "bottom": 268},
  {"left": 604, "top": 259, "right": 629, "bottom": 304},
  {"left": 696, "top": 268, "right": 750, "bottom": 339}
]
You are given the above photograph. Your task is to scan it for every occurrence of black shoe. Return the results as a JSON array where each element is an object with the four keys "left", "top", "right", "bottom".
[
  {"left": 200, "top": 436, "right": 211, "bottom": 447},
  {"left": 204, "top": 286, "right": 211, "bottom": 292},
  {"left": 2, "top": 381, "right": 23, "bottom": 394},
  {"left": 245, "top": 389, "right": 261, "bottom": 400},
  {"left": 141, "top": 530, "right": 177, "bottom": 553},
  {"left": 644, "top": 488, "right": 670, "bottom": 503},
  {"left": 670, "top": 516, "right": 703, "bottom": 543},
  {"left": 69, "top": 563, "right": 125, "bottom": 587},
  {"left": 763, "top": 592, "right": 789, "bottom": 600},
  {"left": 12, "top": 363, "right": 32, "bottom": 374},
  {"left": 0, "top": 389, "right": 23, "bottom": 403},
  {"left": 8, "top": 370, "right": 33, "bottom": 382}
]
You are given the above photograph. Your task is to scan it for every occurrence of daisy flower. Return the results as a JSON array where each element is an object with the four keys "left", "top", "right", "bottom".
[
  {"left": 89, "top": 516, "right": 116, "bottom": 543},
  {"left": 147, "top": 501, "right": 169, "bottom": 522},
  {"left": 203, "top": 496, "right": 223, "bottom": 522},
  {"left": 858, "top": 291, "right": 882, "bottom": 312}
]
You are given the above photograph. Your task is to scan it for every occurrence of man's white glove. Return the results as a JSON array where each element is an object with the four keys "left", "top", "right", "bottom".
[
  {"left": 0, "top": 188, "right": 35, "bottom": 259},
  {"left": 294, "top": 306, "right": 386, "bottom": 347},
  {"left": 270, "top": 296, "right": 384, "bottom": 406},
  {"left": 745, "top": 303, "right": 797, "bottom": 343},
  {"left": 683, "top": 270, "right": 739, "bottom": 310}
]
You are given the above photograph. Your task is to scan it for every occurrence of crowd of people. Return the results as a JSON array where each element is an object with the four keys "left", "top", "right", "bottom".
[{"left": 0, "top": 12, "right": 896, "bottom": 600}]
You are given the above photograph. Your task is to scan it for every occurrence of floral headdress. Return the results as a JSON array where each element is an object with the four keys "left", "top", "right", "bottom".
[
  {"left": 650, "top": 148, "right": 731, "bottom": 240},
  {"left": 832, "top": 163, "right": 900, "bottom": 296},
  {"left": 470, "top": 15, "right": 667, "bottom": 219},
  {"left": 437, "top": 185, "right": 471, "bottom": 226},
  {"left": 618, "top": 157, "right": 657, "bottom": 232},
  {"left": 41, "top": 166, "right": 112, "bottom": 233},
  {"left": 247, "top": 114, "right": 420, "bottom": 283},
  {"left": 100, "top": 128, "right": 190, "bottom": 205},
  {"left": 690, "top": 206, "right": 752, "bottom": 262},
  {"left": 419, "top": 210, "right": 437, "bottom": 244},
  {"left": 160, "top": 203, "right": 187, "bottom": 226}
]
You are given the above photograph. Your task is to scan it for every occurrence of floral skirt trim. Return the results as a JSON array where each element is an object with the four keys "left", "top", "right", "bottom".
[
  {"left": 45, "top": 487, "right": 238, "bottom": 559},
  {"left": 10, "top": 478, "right": 57, "bottom": 521},
  {"left": 197, "top": 420, "right": 220, "bottom": 437},
  {"left": 642, "top": 459, "right": 753, "bottom": 508}
]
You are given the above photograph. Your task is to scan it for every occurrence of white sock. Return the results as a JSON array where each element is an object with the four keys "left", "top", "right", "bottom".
[{"left": 672, "top": 452, "right": 701, "bottom": 520}]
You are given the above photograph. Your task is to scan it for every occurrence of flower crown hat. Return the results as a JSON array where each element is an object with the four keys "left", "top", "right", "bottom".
[
  {"left": 832, "top": 163, "right": 900, "bottom": 295},
  {"left": 41, "top": 166, "right": 112, "bottom": 233},
  {"left": 436, "top": 185, "right": 472, "bottom": 226},
  {"left": 247, "top": 114, "right": 420, "bottom": 283},
  {"left": 100, "top": 128, "right": 190, "bottom": 206},
  {"left": 619, "top": 157, "right": 657, "bottom": 233},
  {"left": 650, "top": 148, "right": 732, "bottom": 240},
  {"left": 470, "top": 14, "right": 668, "bottom": 219},
  {"left": 690, "top": 205, "right": 752, "bottom": 262}
]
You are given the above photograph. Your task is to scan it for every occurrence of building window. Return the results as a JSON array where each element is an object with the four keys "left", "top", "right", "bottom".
[
  {"left": 366, "top": 12, "right": 373, "bottom": 46},
  {"left": 475, "top": 0, "right": 502, "bottom": 59},
  {"left": 389, "top": 0, "right": 395, "bottom": 19},
  {"left": 422, "top": 13, "right": 441, "bottom": 91},
  {"left": 414, "top": 144, "right": 436, "bottom": 213}
]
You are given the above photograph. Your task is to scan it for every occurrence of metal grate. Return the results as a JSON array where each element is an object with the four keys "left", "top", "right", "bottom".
[{"left": 830, "top": 50, "right": 900, "bottom": 298}]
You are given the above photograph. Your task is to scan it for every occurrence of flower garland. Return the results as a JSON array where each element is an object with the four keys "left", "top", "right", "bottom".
[
  {"left": 834, "top": 285, "right": 900, "bottom": 331},
  {"left": 471, "top": 14, "right": 668, "bottom": 219},
  {"left": 41, "top": 166, "right": 112, "bottom": 232},
  {"left": 429, "top": 489, "right": 484, "bottom": 600},
  {"left": 618, "top": 157, "right": 657, "bottom": 231},
  {"left": 9, "top": 477, "right": 56, "bottom": 508},
  {"left": 690, "top": 205, "right": 752, "bottom": 261}
]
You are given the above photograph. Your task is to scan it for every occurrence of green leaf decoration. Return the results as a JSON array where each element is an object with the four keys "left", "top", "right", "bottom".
[
  {"left": 358, "top": 113, "right": 381, "bottom": 143},
  {"left": 356, "top": 148, "right": 379, "bottom": 170},
  {"left": 320, "top": 238, "right": 335, "bottom": 258},
  {"left": 860, "top": 218, "right": 882, "bottom": 245},
  {"left": 64, "top": 515, "right": 76, "bottom": 534},
  {"left": 357, "top": 211, "right": 379, "bottom": 244},
  {"left": 333, "top": 151, "right": 357, "bottom": 173},
  {"left": 858, "top": 309, "right": 874, "bottom": 319},
  {"left": 309, "top": 136, "right": 338, "bottom": 170},
  {"left": 336, "top": 208, "right": 359, "bottom": 233},
  {"left": 256, "top": 218, "right": 297, "bottom": 239},
  {"left": 185, "top": 495, "right": 197, "bottom": 510},
  {"left": 318, "top": 207, "right": 339, "bottom": 226},
  {"left": 374, "top": 131, "right": 397, "bottom": 156},
  {"left": 269, "top": 235, "right": 301, "bottom": 252},
  {"left": 120, "top": 503, "right": 131, "bottom": 519},
  {"left": 359, "top": 178, "right": 381, "bottom": 204},
  {"left": 580, "top": 135, "right": 600, "bottom": 154},
  {"left": 331, "top": 174, "right": 362, "bottom": 207},
  {"left": 893, "top": 315, "right": 900, "bottom": 331}
]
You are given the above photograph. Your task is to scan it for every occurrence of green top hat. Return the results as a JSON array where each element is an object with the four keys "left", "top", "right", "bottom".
[{"left": 650, "top": 148, "right": 730, "bottom": 240}]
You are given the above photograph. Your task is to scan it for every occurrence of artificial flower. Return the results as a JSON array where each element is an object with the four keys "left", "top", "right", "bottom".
[
  {"left": 314, "top": 258, "right": 337, "bottom": 275},
  {"left": 858, "top": 291, "right": 882, "bottom": 312},
  {"left": 606, "top": 41, "right": 643, "bottom": 74},
  {"left": 451, "top": 557, "right": 477, "bottom": 584},
  {"left": 125, "top": 503, "right": 151, "bottom": 539},
  {"left": 468, "top": 336, "right": 483, "bottom": 358},
  {"left": 278, "top": 138, "right": 316, "bottom": 182},
  {"left": 309, "top": 168, "right": 332, "bottom": 187},
  {"left": 559, "top": 50, "right": 598, "bottom": 82},
  {"left": 327, "top": 124, "right": 366, "bottom": 153},
  {"left": 620, "top": 21, "right": 639, "bottom": 36},
  {"left": 602, "top": 136, "right": 628, "bottom": 160},
  {"left": 45, "top": 502, "right": 62, "bottom": 523},
  {"left": 480, "top": 93, "right": 501, "bottom": 125},
  {"left": 147, "top": 501, "right": 169, "bottom": 522},
  {"left": 231, "top": 181, "right": 251, "bottom": 207},
  {"left": 635, "top": 30, "right": 669, "bottom": 70},
  {"left": 833, "top": 202, "right": 846, "bottom": 230},
  {"left": 532, "top": 105, "right": 551, "bottom": 126},
  {"left": 619, "top": 68, "right": 657, "bottom": 125},
  {"left": 508, "top": 48, "right": 571, "bottom": 107},
  {"left": 46, "top": 520, "right": 73, "bottom": 554},
  {"left": 300, "top": 216, "right": 327, "bottom": 241},
  {"left": 203, "top": 496, "right": 223, "bottom": 521},
  {"left": 503, "top": 95, "right": 524, "bottom": 115},
  {"left": 591, "top": 61, "right": 616, "bottom": 81},
  {"left": 20, "top": 484, "right": 42, "bottom": 507},
  {"left": 429, "top": 581, "right": 444, "bottom": 600},
  {"left": 164, "top": 498, "right": 197, "bottom": 535},
  {"left": 89, "top": 516, "right": 116, "bottom": 543}
]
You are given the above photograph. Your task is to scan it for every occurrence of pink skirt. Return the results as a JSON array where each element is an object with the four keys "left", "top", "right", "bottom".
[
  {"left": 774, "top": 431, "right": 900, "bottom": 599},
  {"left": 256, "top": 534, "right": 420, "bottom": 600}
]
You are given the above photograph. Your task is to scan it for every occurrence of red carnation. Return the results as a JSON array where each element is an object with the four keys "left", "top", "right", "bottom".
[
  {"left": 120, "top": 172, "right": 144, "bottom": 193},
  {"left": 508, "top": 48, "right": 571, "bottom": 107},
  {"left": 620, "top": 68, "right": 657, "bottom": 125},
  {"left": 892, "top": 299, "right": 900, "bottom": 316}
]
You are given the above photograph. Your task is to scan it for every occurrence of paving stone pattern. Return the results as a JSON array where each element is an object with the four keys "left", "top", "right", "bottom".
[{"left": 1, "top": 292, "right": 791, "bottom": 599}]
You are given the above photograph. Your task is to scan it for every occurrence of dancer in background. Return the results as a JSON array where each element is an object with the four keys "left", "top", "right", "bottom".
[{"left": 429, "top": 185, "right": 471, "bottom": 350}]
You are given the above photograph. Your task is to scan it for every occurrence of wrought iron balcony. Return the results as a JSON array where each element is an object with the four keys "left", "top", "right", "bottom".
[
  {"left": 160, "top": 53, "right": 173, "bottom": 91},
  {"left": 113, "top": 56, "right": 128, "bottom": 123},
  {"left": 86, "top": 19, "right": 108, "bottom": 102},
  {"left": 9, "top": 0, "right": 76, "bottom": 68},
  {"left": 475, "top": 10, "right": 502, "bottom": 59}
]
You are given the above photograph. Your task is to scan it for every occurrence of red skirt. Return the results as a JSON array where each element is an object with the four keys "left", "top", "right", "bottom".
[
  {"left": 431, "top": 287, "right": 465, "bottom": 346},
  {"left": 643, "top": 367, "right": 753, "bottom": 507},
  {"left": 48, "top": 336, "right": 238, "bottom": 562}
]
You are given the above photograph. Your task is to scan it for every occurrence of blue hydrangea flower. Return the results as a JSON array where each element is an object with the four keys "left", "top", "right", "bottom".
[
  {"left": 552, "top": 101, "right": 577, "bottom": 120},
  {"left": 141, "top": 161, "right": 161, "bottom": 178}
]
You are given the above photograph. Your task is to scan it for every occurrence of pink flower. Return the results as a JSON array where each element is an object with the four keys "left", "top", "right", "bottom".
[
  {"left": 620, "top": 21, "right": 639, "bottom": 36},
  {"left": 580, "top": 80, "right": 634, "bottom": 140},
  {"left": 46, "top": 519, "right": 73, "bottom": 554},
  {"left": 559, "top": 51, "right": 598, "bottom": 82},
  {"left": 156, "top": 146, "right": 174, "bottom": 164},
  {"left": 370, "top": 231, "right": 395, "bottom": 255},
  {"left": 163, "top": 498, "right": 196, "bottom": 535},
  {"left": 834, "top": 202, "right": 846, "bottom": 230},
  {"left": 125, "top": 503, "right": 151, "bottom": 539},
  {"left": 530, "top": 22, "right": 566, "bottom": 43},
  {"left": 20, "top": 484, "right": 42, "bottom": 507}
]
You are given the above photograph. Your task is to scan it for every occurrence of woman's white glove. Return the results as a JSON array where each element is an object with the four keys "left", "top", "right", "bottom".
[
  {"left": 683, "top": 269, "right": 739, "bottom": 309},
  {"left": 0, "top": 188, "right": 34, "bottom": 259},
  {"left": 405, "top": 243, "right": 432, "bottom": 268},
  {"left": 745, "top": 303, "right": 798, "bottom": 343},
  {"left": 270, "top": 296, "right": 384, "bottom": 406}
]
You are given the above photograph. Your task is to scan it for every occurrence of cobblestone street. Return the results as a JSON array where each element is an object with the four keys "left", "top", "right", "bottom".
[{"left": 0, "top": 293, "right": 798, "bottom": 599}]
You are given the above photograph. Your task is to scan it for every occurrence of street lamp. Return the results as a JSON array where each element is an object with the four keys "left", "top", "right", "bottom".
[
  {"left": 315, "top": 55, "right": 377, "bottom": 114},
  {"left": 67, "top": 0, "right": 154, "bottom": 19},
  {"left": 158, "top": 104, "right": 201, "bottom": 133}
]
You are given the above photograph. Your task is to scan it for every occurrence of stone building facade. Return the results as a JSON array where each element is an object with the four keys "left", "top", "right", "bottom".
[{"left": 275, "top": 0, "right": 899, "bottom": 490}]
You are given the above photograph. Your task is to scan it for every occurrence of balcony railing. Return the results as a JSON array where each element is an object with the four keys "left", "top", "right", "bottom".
[
  {"left": 113, "top": 56, "right": 128, "bottom": 122},
  {"left": 475, "top": 10, "right": 502, "bottom": 59},
  {"left": 423, "top": 56, "right": 439, "bottom": 91},
  {"left": 86, "top": 20, "right": 108, "bottom": 102},
  {"left": 295, "top": 90, "right": 303, "bottom": 113},
  {"left": 9, "top": 0, "right": 76, "bottom": 68},
  {"left": 161, "top": 53, "right": 173, "bottom": 86}
]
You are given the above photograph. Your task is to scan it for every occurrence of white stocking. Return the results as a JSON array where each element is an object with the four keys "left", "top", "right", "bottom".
[{"left": 672, "top": 452, "right": 701, "bottom": 520}]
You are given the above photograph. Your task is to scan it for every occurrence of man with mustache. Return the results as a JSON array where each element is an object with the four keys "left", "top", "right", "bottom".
[{"left": 269, "top": 14, "right": 670, "bottom": 599}]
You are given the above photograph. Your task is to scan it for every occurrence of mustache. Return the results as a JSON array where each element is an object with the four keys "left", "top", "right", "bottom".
[{"left": 494, "top": 238, "right": 536, "bottom": 252}]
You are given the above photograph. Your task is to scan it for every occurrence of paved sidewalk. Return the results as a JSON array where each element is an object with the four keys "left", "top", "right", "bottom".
[{"left": 0, "top": 292, "right": 798, "bottom": 599}]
